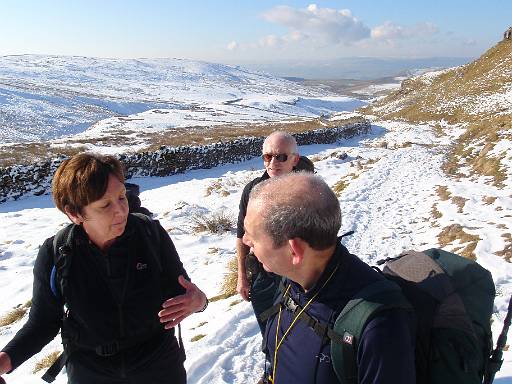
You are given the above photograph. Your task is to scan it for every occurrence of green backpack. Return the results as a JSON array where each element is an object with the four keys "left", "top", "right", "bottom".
[{"left": 331, "top": 249, "right": 496, "bottom": 384}]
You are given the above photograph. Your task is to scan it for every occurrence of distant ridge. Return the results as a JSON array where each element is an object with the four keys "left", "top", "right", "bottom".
[{"left": 0, "top": 55, "right": 323, "bottom": 144}]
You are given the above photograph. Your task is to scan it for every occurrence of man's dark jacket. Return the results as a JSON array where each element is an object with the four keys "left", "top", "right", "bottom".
[{"left": 264, "top": 242, "right": 416, "bottom": 384}]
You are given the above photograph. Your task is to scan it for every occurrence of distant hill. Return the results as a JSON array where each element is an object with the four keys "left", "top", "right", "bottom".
[
  {"left": 0, "top": 55, "right": 324, "bottom": 144},
  {"left": 363, "top": 39, "right": 512, "bottom": 187},
  {"left": 238, "top": 57, "right": 472, "bottom": 80}
]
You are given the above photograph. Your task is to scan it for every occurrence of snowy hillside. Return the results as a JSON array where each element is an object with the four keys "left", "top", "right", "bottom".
[
  {"left": 1, "top": 120, "right": 512, "bottom": 383},
  {"left": 0, "top": 54, "right": 332, "bottom": 144}
]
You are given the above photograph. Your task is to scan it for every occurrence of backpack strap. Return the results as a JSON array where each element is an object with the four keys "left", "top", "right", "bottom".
[
  {"left": 331, "top": 279, "right": 412, "bottom": 384},
  {"left": 43, "top": 224, "right": 76, "bottom": 382},
  {"left": 259, "top": 277, "right": 287, "bottom": 324},
  {"left": 50, "top": 224, "right": 76, "bottom": 299}
]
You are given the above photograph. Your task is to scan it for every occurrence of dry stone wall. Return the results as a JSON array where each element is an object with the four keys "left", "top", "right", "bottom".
[{"left": 0, "top": 120, "right": 370, "bottom": 203}]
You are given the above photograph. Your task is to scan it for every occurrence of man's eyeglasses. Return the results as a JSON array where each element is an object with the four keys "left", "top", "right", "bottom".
[{"left": 262, "top": 153, "right": 290, "bottom": 162}]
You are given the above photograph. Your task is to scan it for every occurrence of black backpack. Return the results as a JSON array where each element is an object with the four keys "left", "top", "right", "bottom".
[
  {"left": 294, "top": 156, "right": 315, "bottom": 173},
  {"left": 125, "top": 182, "right": 153, "bottom": 216}
]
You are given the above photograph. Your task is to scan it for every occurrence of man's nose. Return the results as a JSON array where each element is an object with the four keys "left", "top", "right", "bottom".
[{"left": 269, "top": 155, "right": 279, "bottom": 165}]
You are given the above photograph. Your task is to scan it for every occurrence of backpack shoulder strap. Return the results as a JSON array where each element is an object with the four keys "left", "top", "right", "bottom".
[
  {"left": 331, "top": 279, "right": 411, "bottom": 384},
  {"left": 50, "top": 224, "right": 75, "bottom": 299}
]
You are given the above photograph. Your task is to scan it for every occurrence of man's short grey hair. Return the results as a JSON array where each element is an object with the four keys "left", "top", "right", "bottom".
[
  {"left": 249, "top": 173, "right": 341, "bottom": 250},
  {"left": 263, "top": 131, "right": 298, "bottom": 154}
]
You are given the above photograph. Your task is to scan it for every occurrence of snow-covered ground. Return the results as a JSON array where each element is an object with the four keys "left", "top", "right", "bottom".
[{"left": 1, "top": 120, "right": 511, "bottom": 383}]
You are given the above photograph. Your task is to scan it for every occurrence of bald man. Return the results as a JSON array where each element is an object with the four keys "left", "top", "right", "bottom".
[
  {"left": 243, "top": 173, "right": 415, "bottom": 384},
  {"left": 236, "top": 131, "right": 300, "bottom": 335}
]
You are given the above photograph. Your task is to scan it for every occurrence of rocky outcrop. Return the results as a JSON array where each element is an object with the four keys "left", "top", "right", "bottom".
[
  {"left": 505, "top": 27, "right": 512, "bottom": 40},
  {"left": 0, "top": 120, "right": 370, "bottom": 203}
]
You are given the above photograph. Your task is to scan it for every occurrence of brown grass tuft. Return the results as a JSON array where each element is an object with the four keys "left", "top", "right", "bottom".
[
  {"left": 0, "top": 300, "right": 32, "bottom": 327},
  {"left": 436, "top": 186, "right": 451, "bottom": 201},
  {"left": 431, "top": 203, "right": 443, "bottom": 220},
  {"left": 482, "top": 196, "right": 497, "bottom": 205},
  {"left": 205, "top": 180, "right": 230, "bottom": 197},
  {"left": 190, "top": 334, "right": 206, "bottom": 342},
  {"left": 332, "top": 179, "right": 349, "bottom": 197},
  {"left": 451, "top": 196, "right": 469, "bottom": 213},
  {"left": 437, "top": 224, "right": 480, "bottom": 260},
  {"left": 33, "top": 351, "right": 61, "bottom": 373},
  {"left": 191, "top": 210, "right": 235, "bottom": 234},
  {"left": 219, "top": 256, "right": 238, "bottom": 299}
]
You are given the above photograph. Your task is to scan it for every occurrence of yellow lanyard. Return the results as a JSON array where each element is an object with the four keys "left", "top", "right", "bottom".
[{"left": 269, "top": 264, "right": 339, "bottom": 384}]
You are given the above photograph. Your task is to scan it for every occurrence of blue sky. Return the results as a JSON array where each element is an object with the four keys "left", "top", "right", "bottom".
[{"left": 1, "top": 0, "right": 510, "bottom": 63}]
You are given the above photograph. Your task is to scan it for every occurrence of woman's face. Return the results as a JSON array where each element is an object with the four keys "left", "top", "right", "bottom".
[{"left": 68, "top": 174, "right": 129, "bottom": 250}]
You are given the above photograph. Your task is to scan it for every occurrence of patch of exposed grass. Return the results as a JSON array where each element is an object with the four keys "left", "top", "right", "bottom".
[
  {"left": 451, "top": 196, "right": 469, "bottom": 213},
  {"left": 0, "top": 300, "right": 32, "bottom": 327},
  {"left": 437, "top": 224, "right": 481, "bottom": 260},
  {"left": 436, "top": 186, "right": 451, "bottom": 201},
  {"left": 483, "top": 196, "right": 498, "bottom": 205},
  {"left": 310, "top": 154, "right": 324, "bottom": 162},
  {"left": 230, "top": 299, "right": 243, "bottom": 307},
  {"left": 497, "top": 233, "right": 512, "bottom": 262},
  {"left": 191, "top": 210, "right": 235, "bottom": 234},
  {"left": 205, "top": 180, "right": 230, "bottom": 197},
  {"left": 191, "top": 321, "right": 208, "bottom": 330},
  {"left": 431, "top": 203, "right": 443, "bottom": 220},
  {"left": 33, "top": 351, "right": 61, "bottom": 373},
  {"left": 219, "top": 256, "right": 238, "bottom": 299},
  {"left": 332, "top": 179, "right": 349, "bottom": 197},
  {"left": 459, "top": 242, "right": 479, "bottom": 260},
  {"left": 209, "top": 292, "right": 236, "bottom": 302},
  {"left": 190, "top": 334, "right": 206, "bottom": 342}
]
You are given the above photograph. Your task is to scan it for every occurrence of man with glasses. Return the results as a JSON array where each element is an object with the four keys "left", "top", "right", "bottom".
[{"left": 236, "top": 131, "right": 300, "bottom": 335}]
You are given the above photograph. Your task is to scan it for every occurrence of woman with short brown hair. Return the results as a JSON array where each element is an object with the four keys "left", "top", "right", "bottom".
[{"left": 0, "top": 152, "right": 207, "bottom": 383}]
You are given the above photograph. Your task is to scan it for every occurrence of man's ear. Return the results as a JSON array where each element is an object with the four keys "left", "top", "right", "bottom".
[
  {"left": 292, "top": 154, "right": 300, "bottom": 167},
  {"left": 289, "top": 238, "right": 305, "bottom": 266},
  {"left": 64, "top": 205, "right": 83, "bottom": 225}
]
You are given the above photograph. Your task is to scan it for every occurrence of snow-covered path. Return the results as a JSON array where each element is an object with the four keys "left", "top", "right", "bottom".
[{"left": 1, "top": 121, "right": 512, "bottom": 383}]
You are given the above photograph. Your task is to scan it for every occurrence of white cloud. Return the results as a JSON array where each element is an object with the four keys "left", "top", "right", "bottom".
[
  {"left": 371, "top": 21, "right": 439, "bottom": 40},
  {"left": 262, "top": 4, "right": 371, "bottom": 45},
  {"left": 226, "top": 41, "right": 238, "bottom": 51},
  {"left": 226, "top": 5, "right": 444, "bottom": 59},
  {"left": 259, "top": 35, "right": 281, "bottom": 48}
]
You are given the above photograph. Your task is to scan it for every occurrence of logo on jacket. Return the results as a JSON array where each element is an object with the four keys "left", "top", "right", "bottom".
[
  {"left": 316, "top": 353, "right": 331, "bottom": 363},
  {"left": 136, "top": 262, "right": 148, "bottom": 270},
  {"left": 343, "top": 332, "right": 354, "bottom": 345}
]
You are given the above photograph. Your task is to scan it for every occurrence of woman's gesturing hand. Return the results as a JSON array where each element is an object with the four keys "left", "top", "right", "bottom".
[
  {"left": 158, "top": 275, "right": 207, "bottom": 329},
  {"left": 0, "top": 351, "right": 12, "bottom": 380}
]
